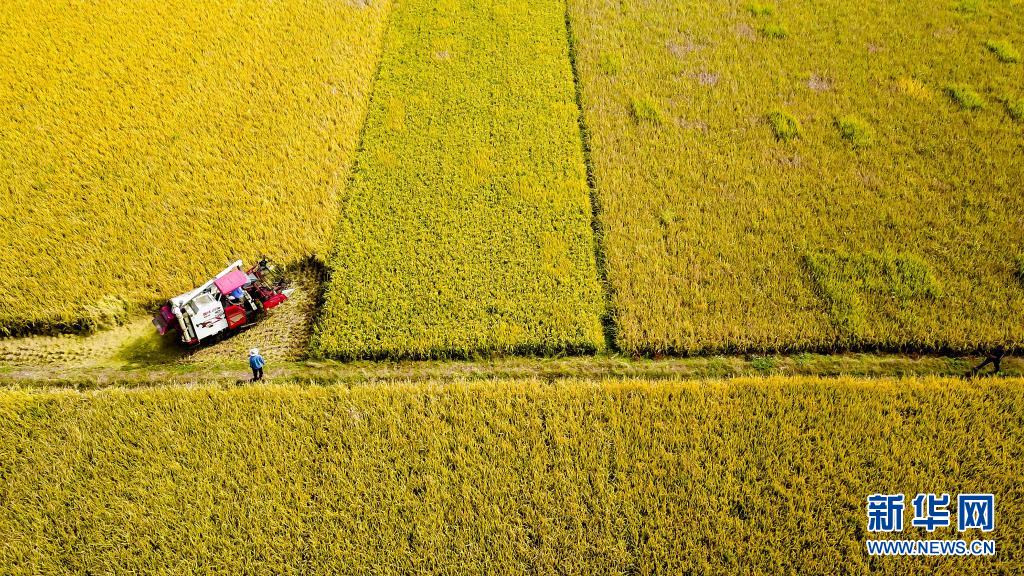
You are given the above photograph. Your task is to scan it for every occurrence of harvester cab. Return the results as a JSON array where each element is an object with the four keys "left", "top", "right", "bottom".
[{"left": 152, "top": 259, "right": 293, "bottom": 345}]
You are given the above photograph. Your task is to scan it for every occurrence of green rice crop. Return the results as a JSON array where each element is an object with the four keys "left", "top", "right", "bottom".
[
  {"left": 567, "top": 0, "right": 1024, "bottom": 354},
  {"left": 1, "top": 376, "right": 1021, "bottom": 573},
  {"left": 985, "top": 38, "right": 1020, "bottom": 62},
  {"left": 312, "top": 0, "right": 604, "bottom": 359},
  {"left": 946, "top": 84, "right": 986, "bottom": 110},
  {"left": 835, "top": 115, "right": 874, "bottom": 147},
  {"left": 1008, "top": 97, "right": 1024, "bottom": 121},
  {"left": 954, "top": 0, "right": 980, "bottom": 14},
  {"left": 745, "top": 2, "right": 776, "bottom": 17},
  {"left": 767, "top": 110, "right": 801, "bottom": 140},
  {"left": 759, "top": 23, "right": 789, "bottom": 40},
  {"left": 804, "top": 250, "right": 942, "bottom": 343},
  {"left": 630, "top": 96, "right": 664, "bottom": 124}
]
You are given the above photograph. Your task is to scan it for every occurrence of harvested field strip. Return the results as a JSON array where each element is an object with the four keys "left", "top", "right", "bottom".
[
  {"left": 312, "top": 0, "right": 604, "bottom": 359},
  {"left": 0, "top": 0, "right": 391, "bottom": 336},
  {"left": 567, "top": 0, "right": 1024, "bottom": 354},
  {"left": 1, "top": 377, "right": 1021, "bottom": 573}
]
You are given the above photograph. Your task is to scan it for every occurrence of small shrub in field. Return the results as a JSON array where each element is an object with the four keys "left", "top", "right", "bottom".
[
  {"left": 630, "top": 96, "right": 663, "bottom": 124},
  {"left": 1015, "top": 254, "right": 1024, "bottom": 283},
  {"left": 746, "top": 2, "right": 775, "bottom": 16},
  {"left": 836, "top": 115, "right": 874, "bottom": 147},
  {"left": 658, "top": 209, "right": 677, "bottom": 228},
  {"left": 598, "top": 51, "right": 621, "bottom": 75},
  {"left": 985, "top": 39, "right": 1020, "bottom": 62},
  {"left": 953, "top": 0, "right": 979, "bottom": 14},
  {"left": 946, "top": 84, "right": 985, "bottom": 110},
  {"left": 759, "top": 23, "right": 788, "bottom": 39},
  {"left": 896, "top": 77, "right": 933, "bottom": 101},
  {"left": 767, "top": 110, "right": 801, "bottom": 141},
  {"left": 1009, "top": 98, "right": 1024, "bottom": 121}
]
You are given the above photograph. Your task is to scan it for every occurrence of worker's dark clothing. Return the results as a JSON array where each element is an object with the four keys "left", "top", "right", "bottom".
[
  {"left": 971, "top": 346, "right": 1006, "bottom": 376},
  {"left": 250, "top": 354, "right": 265, "bottom": 381}
]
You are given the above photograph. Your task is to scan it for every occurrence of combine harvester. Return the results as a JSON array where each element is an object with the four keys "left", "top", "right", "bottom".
[{"left": 152, "top": 259, "right": 293, "bottom": 345}]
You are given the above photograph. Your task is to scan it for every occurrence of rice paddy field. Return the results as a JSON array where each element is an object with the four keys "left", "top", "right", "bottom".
[
  {"left": 1, "top": 376, "right": 1021, "bottom": 574},
  {"left": 311, "top": 0, "right": 604, "bottom": 359},
  {"left": 567, "top": 0, "right": 1024, "bottom": 354},
  {"left": 2, "top": 1, "right": 1024, "bottom": 572},
  {"left": 2, "top": 0, "right": 1022, "bottom": 359},
  {"left": 0, "top": 0, "right": 391, "bottom": 336}
]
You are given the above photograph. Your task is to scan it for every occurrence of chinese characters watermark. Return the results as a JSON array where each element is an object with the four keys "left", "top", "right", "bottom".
[{"left": 866, "top": 492, "right": 995, "bottom": 556}]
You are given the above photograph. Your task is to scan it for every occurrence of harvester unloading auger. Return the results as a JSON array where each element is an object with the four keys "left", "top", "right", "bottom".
[{"left": 152, "top": 258, "right": 294, "bottom": 345}]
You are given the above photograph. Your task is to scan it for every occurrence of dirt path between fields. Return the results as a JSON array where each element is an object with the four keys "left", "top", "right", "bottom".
[{"left": 1, "top": 348, "right": 1018, "bottom": 390}]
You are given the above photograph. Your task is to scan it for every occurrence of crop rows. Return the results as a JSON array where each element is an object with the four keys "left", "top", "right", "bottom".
[
  {"left": 5, "top": 0, "right": 1022, "bottom": 359},
  {"left": 311, "top": 0, "right": 604, "bottom": 358},
  {"left": 2, "top": 376, "right": 1022, "bottom": 573},
  {"left": 0, "top": 0, "right": 391, "bottom": 336},
  {"left": 568, "top": 0, "right": 1024, "bottom": 354}
]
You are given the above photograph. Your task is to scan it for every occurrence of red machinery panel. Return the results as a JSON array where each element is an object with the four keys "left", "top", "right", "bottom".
[
  {"left": 262, "top": 294, "right": 287, "bottom": 310},
  {"left": 224, "top": 305, "right": 247, "bottom": 329}
]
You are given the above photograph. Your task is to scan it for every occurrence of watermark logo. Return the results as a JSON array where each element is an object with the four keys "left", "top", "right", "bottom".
[
  {"left": 866, "top": 493, "right": 995, "bottom": 556},
  {"left": 911, "top": 493, "right": 949, "bottom": 532},
  {"left": 867, "top": 494, "right": 904, "bottom": 532},
  {"left": 958, "top": 494, "right": 995, "bottom": 532}
]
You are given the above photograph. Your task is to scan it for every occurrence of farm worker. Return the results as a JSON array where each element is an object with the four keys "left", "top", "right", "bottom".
[
  {"left": 970, "top": 345, "right": 1006, "bottom": 377},
  {"left": 249, "top": 348, "right": 265, "bottom": 381}
]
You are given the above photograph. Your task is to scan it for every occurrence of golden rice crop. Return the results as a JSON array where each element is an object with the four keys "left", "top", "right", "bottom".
[
  {"left": 311, "top": 0, "right": 604, "bottom": 359},
  {"left": 1, "top": 376, "right": 1021, "bottom": 573},
  {"left": 567, "top": 0, "right": 1024, "bottom": 354},
  {"left": 0, "top": 0, "right": 391, "bottom": 336}
]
